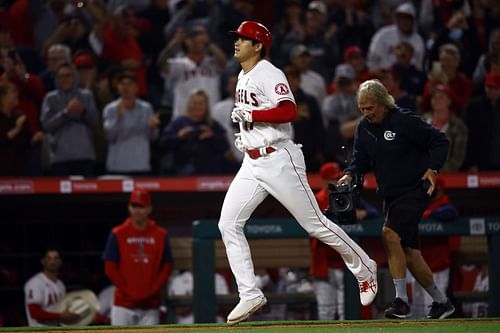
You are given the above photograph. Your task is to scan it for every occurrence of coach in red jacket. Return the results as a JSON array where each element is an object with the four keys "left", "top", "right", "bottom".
[{"left": 103, "top": 189, "right": 172, "bottom": 325}]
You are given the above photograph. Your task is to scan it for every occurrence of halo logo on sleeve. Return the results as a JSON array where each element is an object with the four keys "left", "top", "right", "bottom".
[
  {"left": 275, "top": 83, "right": 289, "bottom": 95},
  {"left": 384, "top": 130, "right": 396, "bottom": 141}
]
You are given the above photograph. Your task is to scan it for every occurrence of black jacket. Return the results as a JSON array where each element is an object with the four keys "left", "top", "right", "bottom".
[{"left": 345, "top": 107, "right": 449, "bottom": 199}]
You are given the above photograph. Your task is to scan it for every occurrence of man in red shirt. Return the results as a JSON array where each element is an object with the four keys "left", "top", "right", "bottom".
[{"left": 102, "top": 189, "right": 173, "bottom": 325}]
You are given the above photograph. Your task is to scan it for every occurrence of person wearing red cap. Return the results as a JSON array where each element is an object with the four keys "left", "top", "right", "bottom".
[
  {"left": 463, "top": 71, "right": 500, "bottom": 171},
  {"left": 219, "top": 20, "right": 378, "bottom": 326},
  {"left": 310, "top": 162, "right": 381, "bottom": 320},
  {"left": 102, "top": 189, "right": 173, "bottom": 325},
  {"left": 422, "top": 83, "right": 468, "bottom": 172}
]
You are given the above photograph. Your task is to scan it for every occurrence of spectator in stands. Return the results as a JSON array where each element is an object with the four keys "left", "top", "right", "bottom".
[
  {"left": 99, "top": 5, "right": 148, "bottom": 97},
  {"left": 278, "top": 1, "right": 341, "bottom": 83},
  {"left": 342, "top": 46, "right": 372, "bottom": 90},
  {"left": 423, "top": 84, "right": 468, "bottom": 172},
  {"left": 0, "top": 23, "right": 44, "bottom": 74},
  {"left": 380, "top": 64, "right": 417, "bottom": 113},
  {"left": 159, "top": 89, "right": 231, "bottom": 176},
  {"left": 367, "top": 2, "right": 425, "bottom": 72},
  {"left": 424, "top": 5, "right": 481, "bottom": 77},
  {"left": 330, "top": 2, "right": 375, "bottom": 53},
  {"left": 310, "top": 162, "right": 381, "bottom": 320},
  {"left": 463, "top": 72, "right": 500, "bottom": 171},
  {"left": 473, "top": 28, "right": 500, "bottom": 88},
  {"left": 0, "top": 82, "right": 31, "bottom": 176},
  {"left": 103, "top": 71, "right": 160, "bottom": 175},
  {"left": 73, "top": 51, "right": 108, "bottom": 175},
  {"left": 24, "top": 247, "right": 80, "bottom": 326},
  {"left": 211, "top": 73, "right": 243, "bottom": 164},
  {"left": 41, "top": 12, "right": 93, "bottom": 58},
  {"left": 322, "top": 64, "right": 358, "bottom": 163},
  {"left": 284, "top": 65, "right": 326, "bottom": 172},
  {"left": 393, "top": 41, "right": 426, "bottom": 97},
  {"left": 39, "top": 44, "right": 72, "bottom": 93},
  {"left": 338, "top": 79, "right": 454, "bottom": 320},
  {"left": 157, "top": 23, "right": 226, "bottom": 121},
  {"left": 288, "top": 44, "right": 327, "bottom": 108},
  {"left": 412, "top": 177, "right": 460, "bottom": 319},
  {"left": 102, "top": 189, "right": 173, "bottom": 325},
  {"left": 40, "top": 62, "right": 98, "bottom": 176},
  {"left": 0, "top": 47, "right": 45, "bottom": 175},
  {"left": 270, "top": 0, "right": 305, "bottom": 69},
  {"left": 422, "top": 43, "right": 473, "bottom": 118}
]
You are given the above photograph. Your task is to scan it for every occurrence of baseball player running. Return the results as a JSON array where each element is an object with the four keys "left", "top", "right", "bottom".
[{"left": 218, "top": 21, "right": 378, "bottom": 325}]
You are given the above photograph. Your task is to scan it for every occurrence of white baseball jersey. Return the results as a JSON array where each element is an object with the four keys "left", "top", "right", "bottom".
[
  {"left": 164, "top": 55, "right": 222, "bottom": 120},
  {"left": 235, "top": 59, "right": 295, "bottom": 148},
  {"left": 24, "top": 272, "right": 66, "bottom": 326}
]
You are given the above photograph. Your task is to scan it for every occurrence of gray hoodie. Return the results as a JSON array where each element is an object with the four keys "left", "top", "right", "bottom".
[{"left": 40, "top": 65, "right": 98, "bottom": 164}]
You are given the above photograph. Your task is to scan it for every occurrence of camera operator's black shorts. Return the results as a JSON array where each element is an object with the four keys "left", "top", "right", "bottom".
[{"left": 383, "top": 187, "right": 431, "bottom": 249}]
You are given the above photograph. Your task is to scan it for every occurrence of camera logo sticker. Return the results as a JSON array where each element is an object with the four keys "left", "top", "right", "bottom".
[{"left": 384, "top": 130, "right": 396, "bottom": 141}]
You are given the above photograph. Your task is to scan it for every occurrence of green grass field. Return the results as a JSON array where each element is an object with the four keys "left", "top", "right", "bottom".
[{"left": 1, "top": 319, "right": 500, "bottom": 333}]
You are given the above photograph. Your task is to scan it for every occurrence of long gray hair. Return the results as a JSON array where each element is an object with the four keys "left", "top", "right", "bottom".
[{"left": 357, "top": 79, "right": 395, "bottom": 109}]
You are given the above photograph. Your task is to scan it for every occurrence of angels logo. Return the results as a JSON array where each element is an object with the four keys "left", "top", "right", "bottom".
[
  {"left": 275, "top": 83, "right": 289, "bottom": 95},
  {"left": 384, "top": 130, "right": 396, "bottom": 141}
]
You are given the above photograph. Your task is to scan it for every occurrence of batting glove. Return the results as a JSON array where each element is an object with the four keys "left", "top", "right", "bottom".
[
  {"left": 234, "top": 133, "right": 246, "bottom": 153},
  {"left": 231, "top": 107, "right": 253, "bottom": 123}
]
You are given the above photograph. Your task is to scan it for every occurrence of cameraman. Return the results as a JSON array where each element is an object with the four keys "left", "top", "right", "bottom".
[
  {"left": 337, "top": 79, "right": 454, "bottom": 319},
  {"left": 310, "top": 162, "right": 381, "bottom": 320}
]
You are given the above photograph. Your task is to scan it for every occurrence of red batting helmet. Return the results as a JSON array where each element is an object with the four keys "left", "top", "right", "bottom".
[{"left": 230, "top": 21, "right": 272, "bottom": 53}]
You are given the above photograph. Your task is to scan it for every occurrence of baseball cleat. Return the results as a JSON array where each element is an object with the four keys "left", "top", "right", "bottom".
[
  {"left": 385, "top": 297, "right": 412, "bottom": 319},
  {"left": 426, "top": 299, "right": 455, "bottom": 319},
  {"left": 358, "top": 259, "right": 378, "bottom": 306},
  {"left": 226, "top": 295, "right": 267, "bottom": 325}
]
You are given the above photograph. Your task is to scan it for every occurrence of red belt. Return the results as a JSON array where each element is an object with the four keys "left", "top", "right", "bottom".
[{"left": 246, "top": 147, "right": 276, "bottom": 159}]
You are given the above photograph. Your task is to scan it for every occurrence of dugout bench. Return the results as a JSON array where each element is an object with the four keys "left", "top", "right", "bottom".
[{"left": 189, "top": 217, "right": 500, "bottom": 323}]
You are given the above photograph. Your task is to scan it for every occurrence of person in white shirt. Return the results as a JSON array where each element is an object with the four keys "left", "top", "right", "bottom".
[
  {"left": 367, "top": 2, "right": 425, "bottom": 71},
  {"left": 288, "top": 44, "right": 327, "bottom": 108},
  {"left": 24, "top": 247, "right": 80, "bottom": 326}
]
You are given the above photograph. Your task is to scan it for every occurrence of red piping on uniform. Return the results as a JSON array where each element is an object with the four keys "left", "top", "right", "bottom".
[{"left": 283, "top": 147, "right": 374, "bottom": 275}]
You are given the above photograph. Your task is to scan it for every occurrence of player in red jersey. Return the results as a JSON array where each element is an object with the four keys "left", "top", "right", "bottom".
[{"left": 102, "top": 189, "right": 173, "bottom": 325}]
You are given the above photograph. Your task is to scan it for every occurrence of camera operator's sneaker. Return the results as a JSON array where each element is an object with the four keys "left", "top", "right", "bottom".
[
  {"left": 358, "top": 259, "right": 378, "bottom": 306},
  {"left": 385, "top": 297, "right": 412, "bottom": 319},
  {"left": 426, "top": 299, "right": 455, "bottom": 319},
  {"left": 227, "top": 295, "right": 267, "bottom": 325}
]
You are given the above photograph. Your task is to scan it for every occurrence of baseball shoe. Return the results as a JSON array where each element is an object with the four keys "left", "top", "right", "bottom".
[
  {"left": 358, "top": 259, "right": 378, "bottom": 306},
  {"left": 426, "top": 299, "right": 455, "bottom": 319},
  {"left": 385, "top": 297, "right": 412, "bottom": 319},
  {"left": 226, "top": 295, "right": 267, "bottom": 325}
]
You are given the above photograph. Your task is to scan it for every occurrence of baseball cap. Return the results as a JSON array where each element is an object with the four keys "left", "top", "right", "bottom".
[
  {"left": 344, "top": 46, "right": 363, "bottom": 62},
  {"left": 308, "top": 1, "right": 327, "bottom": 15},
  {"left": 320, "top": 162, "right": 343, "bottom": 180},
  {"left": 485, "top": 72, "right": 500, "bottom": 88},
  {"left": 73, "top": 54, "right": 95, "bottom": 69},
  {"left": 395, "top": 2, "right": 416, "bottom": 17},
  {"left": 129, "top": 189, "right": 151, "bottom": 207},
  {"left": 289, "top": 44, "right": 310, "bottom": 59},
  {"left": 334, "top": 63, "right": 356, "bottom": 80}
]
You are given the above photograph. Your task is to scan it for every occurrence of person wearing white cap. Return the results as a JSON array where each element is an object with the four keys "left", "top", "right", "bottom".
[{"left": 367, "top": 2, "right": 425, "bottom": 71}]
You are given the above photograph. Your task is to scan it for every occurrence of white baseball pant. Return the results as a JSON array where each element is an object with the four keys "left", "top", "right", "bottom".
[{"left": 219, "top": 140, "right": 374, "bottom": 301}]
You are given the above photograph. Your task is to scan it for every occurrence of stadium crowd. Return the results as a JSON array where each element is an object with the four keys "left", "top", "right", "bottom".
[{"left": 1, "top": 0, "right": 500, "bottom": 178}]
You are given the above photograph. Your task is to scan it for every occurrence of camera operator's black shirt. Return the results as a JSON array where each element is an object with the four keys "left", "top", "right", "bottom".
[{"left": 345, "top": 107, "right": 449, "bottom": 199}]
